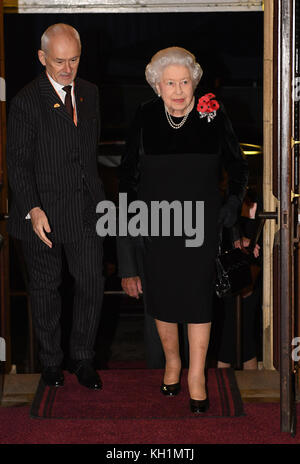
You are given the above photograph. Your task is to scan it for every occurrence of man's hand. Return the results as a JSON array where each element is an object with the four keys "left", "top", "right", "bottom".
[
  {"left": 121, "top": 276, "right": 143, "bottom": 299},
  {"left": 30, "top": 207, "right": 52, "bottom": 248}
]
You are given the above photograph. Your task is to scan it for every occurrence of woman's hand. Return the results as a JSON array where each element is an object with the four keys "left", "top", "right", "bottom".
[
  {"left": 241, "top": 200, "right": 257, "bottom": 219},
  {"left": 252, "top": 243, "right": 260, "bottom": 258},
  {"left": 233, "top": 237, "right": 260, "bottom": 258},
  {"left": 121, "top": 276, "right": 143, "bottom": 299}
]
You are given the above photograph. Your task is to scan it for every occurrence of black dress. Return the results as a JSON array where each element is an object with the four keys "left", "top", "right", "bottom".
[{"left": 118, "top": 93, "right": 248, "bottom": 324}]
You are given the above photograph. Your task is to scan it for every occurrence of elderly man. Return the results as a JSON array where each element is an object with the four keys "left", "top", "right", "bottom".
[{"left": 6, "top": 24, "right": 105, "bottom": 389}]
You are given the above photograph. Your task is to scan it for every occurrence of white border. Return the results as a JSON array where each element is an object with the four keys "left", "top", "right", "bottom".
[{"left": 16, "top": 0, "right": 263, "bottom": 14}]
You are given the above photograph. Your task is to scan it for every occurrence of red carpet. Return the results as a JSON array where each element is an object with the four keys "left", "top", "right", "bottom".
[
  {"left": 30, "top": 368, "right": 244, "bottom": 419},
  {"left": 1, "top": 403, "right": 300, "bottom": 444}
]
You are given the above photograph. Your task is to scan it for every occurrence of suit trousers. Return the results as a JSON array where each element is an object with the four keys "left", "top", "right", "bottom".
[{"left": 22, "top": 226, "right": 104, "bottom": 367}]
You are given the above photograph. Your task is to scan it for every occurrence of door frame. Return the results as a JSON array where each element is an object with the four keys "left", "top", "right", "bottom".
[{"left": 273, "top": 0, "right": 297, "bottom": 434}]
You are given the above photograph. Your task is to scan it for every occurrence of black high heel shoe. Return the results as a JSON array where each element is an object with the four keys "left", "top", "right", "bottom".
[
  {"left": 160, "top": 381, "right": 181, "bottom": 396},
  {"left": 189, "top": 396, "right": 209, "bottom": 413},
  {"left": 189, "top": 369, "right": 209, "bottom": 413}
]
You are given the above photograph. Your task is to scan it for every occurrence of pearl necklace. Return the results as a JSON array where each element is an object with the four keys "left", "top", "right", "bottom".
[{"left": 164, "top": 98, "right": 194, "bottom": 130}]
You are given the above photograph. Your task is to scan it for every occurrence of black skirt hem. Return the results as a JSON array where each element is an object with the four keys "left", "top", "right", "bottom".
[{"left": 148, "top": 312, "right": 212, "bottom": 324}]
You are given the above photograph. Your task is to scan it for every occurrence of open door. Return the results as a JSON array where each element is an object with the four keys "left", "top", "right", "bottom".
[{"left": 273, "top": 0, "right": 299, "bottom": 435}]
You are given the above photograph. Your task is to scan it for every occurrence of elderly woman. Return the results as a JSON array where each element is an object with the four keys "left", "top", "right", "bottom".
[{"left": 118, "top": 47, "right": 248, "bottom": 413}]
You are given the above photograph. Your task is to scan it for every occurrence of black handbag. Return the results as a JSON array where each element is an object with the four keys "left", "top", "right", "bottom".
[
  {"left": 215, "top": 219, "right": 265, "bottom": 298},
  {"left": 215, "top": 247, "right": 252, "bottom": 298}
]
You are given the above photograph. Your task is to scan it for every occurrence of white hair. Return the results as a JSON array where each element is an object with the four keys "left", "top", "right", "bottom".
[
  {"left": 41, "top": 23, "right": 81, "bottom": 53},
  {"left": 145, "top": 47, "right": 203, "bottom": 94}
]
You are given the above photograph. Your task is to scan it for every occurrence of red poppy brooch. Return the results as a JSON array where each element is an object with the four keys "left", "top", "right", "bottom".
[{"left": 197, "top": 93, "right": 220, "bottom": 123}]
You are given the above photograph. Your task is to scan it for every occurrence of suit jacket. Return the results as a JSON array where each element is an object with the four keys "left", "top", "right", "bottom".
[{"left": 6, "top": 71, "right": 105, "bottom": 242}]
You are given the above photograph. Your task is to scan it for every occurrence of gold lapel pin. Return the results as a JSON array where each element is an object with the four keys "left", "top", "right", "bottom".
[
  {"left": 54, "top": 103, "right": 60, "bottom": 108},
  {"left": 80, "top": 97, "right": 84, "bottom": 102}
]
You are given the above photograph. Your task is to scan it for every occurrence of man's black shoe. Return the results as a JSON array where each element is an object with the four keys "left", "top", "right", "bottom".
[
  {"left": 41, "top": 366, "right": 64, "bottom": 387},
  {"left": 68, "top": 359, "right": 102, "bottom": 390}
]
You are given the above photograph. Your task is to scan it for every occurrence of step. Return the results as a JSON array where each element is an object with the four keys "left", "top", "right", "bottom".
[{"left": 0, "top": 369, "right": 280, "bottom": 407}]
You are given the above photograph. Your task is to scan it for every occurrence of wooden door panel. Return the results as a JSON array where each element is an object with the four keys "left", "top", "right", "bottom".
[
  {"left": 274, "top": 0, "right": 296, "bottom": 434},
  {"left": 273, "top": 231, "right": 280, "bottom": 371}
]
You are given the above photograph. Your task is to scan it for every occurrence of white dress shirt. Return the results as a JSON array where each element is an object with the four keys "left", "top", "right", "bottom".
[{"left": 47, "top": 72, "right": 77, "bottom": 111}]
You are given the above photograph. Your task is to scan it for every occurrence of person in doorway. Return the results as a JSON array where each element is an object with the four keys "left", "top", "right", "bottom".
[
  {"left": 117, "top": 47, "right": 248, "bottom": 413},
  {"left": 6, "top": 23, "right": 105, "bottom": 390},
  {"left": 217, "top": 188, "right": 262, "bottom": 370}
]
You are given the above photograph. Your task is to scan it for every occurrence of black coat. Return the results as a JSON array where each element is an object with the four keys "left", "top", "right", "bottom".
[{"left": 6, "top": 71, "right": 105, "bottom": 242}]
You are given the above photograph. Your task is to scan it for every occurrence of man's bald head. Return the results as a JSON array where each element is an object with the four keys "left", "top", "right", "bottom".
[
  {"left": 41, "top": 23, "right": 81, "bottom": 54},
  {"left": 38, "top": 24, "right": 81, "bottom": 85}
]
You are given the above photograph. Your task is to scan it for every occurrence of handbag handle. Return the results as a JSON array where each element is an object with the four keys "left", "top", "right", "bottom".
[
  {"left": 218, "top": 216, "right": 266, "bottom": 255},
  {"left": 247, "top": 217, "right": 266, "bottom": 253}
]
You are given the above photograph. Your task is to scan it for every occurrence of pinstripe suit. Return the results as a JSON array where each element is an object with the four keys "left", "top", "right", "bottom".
[{"left": 7, "top": 71, "right": 105, "bottom": 367}]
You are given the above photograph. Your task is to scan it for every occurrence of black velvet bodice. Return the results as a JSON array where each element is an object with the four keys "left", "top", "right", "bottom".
[
  {"left": 140, "top": 97, "right": 223, "bottom": 156},
  {"left": 119, "top": 91, "right": 248, "bottom": 202}
]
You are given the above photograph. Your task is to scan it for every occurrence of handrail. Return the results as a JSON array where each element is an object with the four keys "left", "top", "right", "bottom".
[{"left": 240, "top": 142, "right": 263, "bottom": 155}]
